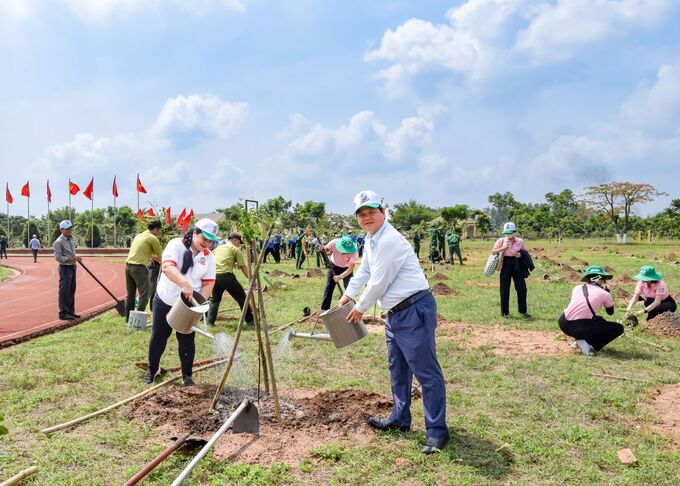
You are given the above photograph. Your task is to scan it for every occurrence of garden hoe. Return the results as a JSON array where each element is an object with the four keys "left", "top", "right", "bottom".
[{"left": 79, "top": 261, "right": 126, "bottom": 317}]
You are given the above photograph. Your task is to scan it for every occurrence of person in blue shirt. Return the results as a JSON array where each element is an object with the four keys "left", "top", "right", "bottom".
[
  {"left": 340, "top": 190, "right": 449, "bottom": 454},
  {"left": 29, "top": 234, "right": 41, "bottom": 262},
  {"left": 356, "top": 234, "right": 365, "bottom": 257}
]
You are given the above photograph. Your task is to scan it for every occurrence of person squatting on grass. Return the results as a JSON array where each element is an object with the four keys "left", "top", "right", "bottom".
[
  {"left": 492, "top": 222, "right": 531, "bottom": 318},
  {"left": 340, "top": 190, "right": 449, "bottom": 455},
  {"left": 626, "top": 265, "right": 677, "bottom": 321},
  {"left": 124, "top": 220, "right": 162, "bottom": 322},
  {"left": 144, "top": 218, "right": 218, "bottom": 387},
  {"left": 557, "top": 265, "right": 624, "bottom": 357},
  {"left": 319, "top": 236, "right": 358, "bottom": 311},
  {"left": 206, "top": 232, "right": 254, "bottom": 326}
]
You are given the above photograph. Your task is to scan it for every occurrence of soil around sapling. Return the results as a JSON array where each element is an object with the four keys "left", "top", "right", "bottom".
[
  {"left": 431, "top": 282, "right": 458, "bottom": 296},
  {"left": 127, "top": 385, "right": 392, "bottom": 465},
  {"left": 643, "top": 312, "right": 680, "bottom": 339}
]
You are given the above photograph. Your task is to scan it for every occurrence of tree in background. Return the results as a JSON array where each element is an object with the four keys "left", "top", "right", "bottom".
[
  {"left": 487, "top": 192, "right": 518, "bottom": 229},
  {"left": 440, "top": 204, "right": 469, "bottom": 231},
  {"left": 20, "top": 220, "right": 42, "bottom": 247},
  {"left": 389, "top": 200, "right": 438, "bottom": 231},
  {"left": 582, "top": 182, "right": 667, "bottom": 243},
  {"left": 545, "top": 189, "right": 579, "bottom": 243}
]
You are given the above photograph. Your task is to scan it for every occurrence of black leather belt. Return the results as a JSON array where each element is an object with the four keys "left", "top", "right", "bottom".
[{"left": 388, "top": 289, "right": 431, "bottom": 314}]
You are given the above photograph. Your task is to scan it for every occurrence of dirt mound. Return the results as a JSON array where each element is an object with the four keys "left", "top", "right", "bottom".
[
  {"left": 562, "top": 272, "right": 582, "bottom": 283},
  {"left": 129, "top": 385, "right": 392, "bottom": 465},
  {"left": 603, "top": 265, "right": 615, "bottom": 273},
  {"left": 431, "top": 282, "right": 457, "bottom": 296},
  {"left": 465, "top": 280, "right": 499, "bottom": 288},
  {"left": 570, "top": 257, "right": 589, "bottom": 266},
  {"left": 530, "top": 247, "right": 545, "bottom": 252},
  {"left": 430, "top": 272, "right": 449, "bottom": 281},
  {"left": 560, "top": 263, "right": 576, "bottom": 272},
  {"left": 644, "top": 312, "right": 680, "bottom": 339},
  {"left": 438, "top": 320, "right": 572, "bottom": 357},
  {"left": 612, "top": 275, "right": 636, "bottom": 285},
  {"left": 305, "top": 269, "right": 324, "bottom": 278},
  {"left": 665, "top": 252, "right": 678, "bottom": 262},
  {"left": 646, "top": 384, "right": 680, "bottom": 449},
  {"left": 613, "top": 287, "right": 632, "bottom": 301},
  {"left": 268, "top": 269, "right": 290, "bottom": 277},
  {"left": 363, "top": 315, "right": 385, "bottom": 326}
]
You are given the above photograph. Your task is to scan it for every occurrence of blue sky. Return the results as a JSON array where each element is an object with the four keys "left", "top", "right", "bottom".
[{"left": 1, "top": 0, "right": 679, "bottom": 217}]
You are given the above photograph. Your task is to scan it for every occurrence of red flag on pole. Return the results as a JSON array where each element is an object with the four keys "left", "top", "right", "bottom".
[
  {"left": 47, "top": 180, "right": 52, "bottom": 203},
  {"left": 5, "top": 184, "right": 12, "bottom": 204},
  {"left": 136, "top": 208, "right": 144, "bottom": 219},
  {"left": 182, "top": 209, "right": 194, "bottom": 233},
  {"left": 112, "top": 176, "right": 119, "bottom": 198},
  {"left": 146, "top": 208, "right": 155, "bottom": 217},
  {"left": 176, "top": 208, "right": 186, "bottom": 228},
  {"left": 136, "top": 175, "right": 147, "bottom": 194},
  {"left": 165, "top": 207, "right": 172, "bottom": 226},
  {"left": 69, "top": 181, "right": 80, "bottom": 195},
  {"left": 20, "top": 182, "right": 30, "bottom": 197},
  {"left": 83, "top": 178, "right": 94, "bottom": 200}
]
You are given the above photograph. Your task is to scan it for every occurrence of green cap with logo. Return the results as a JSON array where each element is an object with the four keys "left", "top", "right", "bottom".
[
  {"left": 633, "top": 265, "right": 662, "bottom": 282},
  {"left": 336, "top": 236, "right": 358, "bottom": 254},
  {"left": 581, "top": 265, "right": 613, "bottom": 282}
]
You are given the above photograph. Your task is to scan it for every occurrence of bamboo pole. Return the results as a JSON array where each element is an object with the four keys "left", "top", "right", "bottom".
[
  {"left": 210, "top": 226, "right": 272, "bottom": 411},
  {"left": 0, "top": 466, "right": 38, "bottom": 486},
  {"left": 256, "top": 271, "right": 281, "bottom": 421},
  {"left": 41, "top": 358, "right": 228, "bottom": 434},
  {"left": 271, "top": 313, "right": 314, "bottom": 335},
  {"left": 248, "top": 243, "right": 269, "bottom": 394}
]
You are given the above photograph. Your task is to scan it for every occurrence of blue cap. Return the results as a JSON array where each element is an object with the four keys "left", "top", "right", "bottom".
[{"left": 59, "top": 220, "right": 73, "bottom": 230}]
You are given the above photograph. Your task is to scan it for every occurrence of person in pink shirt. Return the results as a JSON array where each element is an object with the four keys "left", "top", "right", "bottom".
[
  {"left": 558, "top": 265, "right": 623, "bottom": 356},
  {"left": 319, "top": 236, "right": 358, "bottom": 310},
  {"left": 491, "top": 222, "right": 529, "bottom": 318},
  {"left": 626, "top": 265, "right": 676, "bottom": 321}
]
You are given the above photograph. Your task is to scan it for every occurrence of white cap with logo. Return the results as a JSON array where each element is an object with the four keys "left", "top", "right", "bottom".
[
  {"left": 195, "top": 218, "right": 219, "bottom": 242},
  {"left": 353, "top": 190, "right": 382, "bottom": 214}
]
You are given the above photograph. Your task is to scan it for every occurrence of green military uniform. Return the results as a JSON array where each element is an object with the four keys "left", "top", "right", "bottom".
[
  {"left": 428, "top": 226, "right": 441, "bottom": 263},
  {"left": 413, "top": 233, "right": 421, "bottom": 258},
  {"left": 447, "top": 232, "right": 463, "bottom": 265},
  {"left": 437, "top": 226, "right": 446, "bottom": 262},
  {"left": 124, "top": 230, "right": 162, "bottom": 321},
  {"left": 295, "top": 232, "right": 306, "bottom": 269}
]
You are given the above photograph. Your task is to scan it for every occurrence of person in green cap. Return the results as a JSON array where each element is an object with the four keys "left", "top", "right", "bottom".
[
  {"left": 557, "top": 265, "right": 623, "bottom": 356},
  {"left": 319, "top": 236, "right": 358, "bottom": 310},
  {"left": 446, "top": 230, "right": 463, "bottom": 266},
  {"left": 625, "top": 265, "right": 676, "bottom": 321}
]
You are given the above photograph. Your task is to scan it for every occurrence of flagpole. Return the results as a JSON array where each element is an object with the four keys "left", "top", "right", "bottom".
[
  {"left": 26, "top": 190, "right": 30, "bottom": 248},
  {"left": 47, "top": 183, "right": 50, "bottom": 242},
  {"left": 136, "top": 172, "right": 140, "bottom": 216},
  {"left": 68, "top": 177, "right": 72, "bottom": 221},
  {"left": 113, "top": 177, "right": 117, "bottom": 248},
  {"left": 90, "top": 177, "right": 94, "bottom": 248}
]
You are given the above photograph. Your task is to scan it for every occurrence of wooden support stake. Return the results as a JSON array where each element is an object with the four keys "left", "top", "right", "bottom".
[
  {"left": 1, "top": 466, "right": 38, "bottom": 486},
  {"left": 210, "top": 226, "right": 272, "bottom": 411},
  {"left": 592, "top": 373, "right": 653, "bottom": 383},
  {"left": 623, "top": 332, "right": 671, "bottom": 352},
  {"left": 256, "top": 271, "right": 281, "bottom": 421}
]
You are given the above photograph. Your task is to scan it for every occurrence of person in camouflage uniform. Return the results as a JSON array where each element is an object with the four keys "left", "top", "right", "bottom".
[{"left": 446, "top": 230, "right": 463, "bottom": 265}]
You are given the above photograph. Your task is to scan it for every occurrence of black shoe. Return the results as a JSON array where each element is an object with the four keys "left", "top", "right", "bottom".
[
  {"left": 367, "top": 417, "right": 410, "bottom": 432},
  {"left": 521, "top": 313, "right": 532, "bottom": 319},
  {"left": 182, "top": 375, "right": 195, "bottom": 387},
  {"left": 71, "top": 313, "right": 81, "bottom": 319},
  {"left": 59, "top": 314, "right": 76, "bottom": 321},
  {"left": 421, "top": 436, "right": 450, "bottom": 454},
  {"left": 501, "top": 314, "right": 510, "bottom": 319},
  {"left": 143, "top": 369, "right": 159, "bottom": 385}
]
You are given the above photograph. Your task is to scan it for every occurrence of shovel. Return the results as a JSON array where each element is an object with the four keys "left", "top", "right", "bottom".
[{"left": 79, "top": 261, "right": 126, "bottom": 317}]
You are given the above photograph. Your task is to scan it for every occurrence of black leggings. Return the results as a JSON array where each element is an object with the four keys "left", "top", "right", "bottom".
[
  {"left": 643, "top": 296, "right": 677, "bottom": 320},
  {"left": 499, "top": 258, "right": 527, "bottom": 315},
  {"left": 148, "top": 295, "right": 195, "bottom": 377},
  {"left": 321, "top": 263, "right": 352, "bottom": 311},
  {"left": 558, "top": 314, "right": 624, "bottom": 351}
]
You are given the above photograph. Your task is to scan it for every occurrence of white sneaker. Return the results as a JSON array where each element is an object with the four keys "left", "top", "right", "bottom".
[
  {"left": 574, "top": 339, "right": 594, "bottom": 357},
  {"left": 571, "top": 341, "right": 579, "bottom": 350}
]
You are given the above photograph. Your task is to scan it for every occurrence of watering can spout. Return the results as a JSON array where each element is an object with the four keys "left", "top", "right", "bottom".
[
  {"left": 288, "top": 329, "right": 333, "bottom": 342},
  {"left": 192, "top": 326, "right": 214, "bottom": 340}
]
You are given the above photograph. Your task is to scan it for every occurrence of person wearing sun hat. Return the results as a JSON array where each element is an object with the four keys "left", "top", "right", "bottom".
[
  {"left": 340, "top": 190, "right": 449, "bottom": 455},
  {"left": 319, "top": 235, "right": 358, "bottom": 311},
  {"left": 558, "top": 265, "right": 623, "bottom": 356},
  {"left": 491, "top": 222, "right": 530, "bottom": 318},
  {"left": 626, "top": 265, "right": 676, "bottom": 321},
  {"left": 144, "top": 218, "right": 218, "bottom": 387}
]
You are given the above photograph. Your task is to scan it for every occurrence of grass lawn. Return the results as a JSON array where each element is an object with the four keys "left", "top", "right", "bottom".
[
  {"left": 1, "top": 238, "right": 679, "bottom": 485},
  {"left": 0, "top": 264, "right": 13, "bottom": 282}
]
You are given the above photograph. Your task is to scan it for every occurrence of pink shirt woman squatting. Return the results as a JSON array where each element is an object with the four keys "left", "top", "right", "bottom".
[{"left": 626, "top": 265, "right": 677, "bottom": 321}]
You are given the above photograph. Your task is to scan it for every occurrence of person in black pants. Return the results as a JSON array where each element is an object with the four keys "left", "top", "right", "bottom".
[
  {"left": 148, "top": 261, "right": 161, "bottom": 311},
  {"left": 626, "top": 265, "right": 677, "bottom": 321},
  {"left": 53, "top": 220, "right": 81, "bottom": 320},
  {"left": 558, "top": 265, "right": 623, "bottom": 356},
  {"left": 492, "top": 223, "right": 529, "bottom": 318},
  {"left": 207, "top": 233, "right": 254, "bottom": 326},
  {"left": 319, "top": 236, "right": 358, "bottom": 311}
]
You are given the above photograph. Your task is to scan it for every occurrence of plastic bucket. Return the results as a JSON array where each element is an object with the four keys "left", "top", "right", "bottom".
[
  {"left": 128, "top": 311, "right": 150, "bottom": 330},
  {"left": 319, "top": 302, "right": 368, "bottom": 349},
  {"left": 167, "top": 291, "right": 208, "bottom": 334}
]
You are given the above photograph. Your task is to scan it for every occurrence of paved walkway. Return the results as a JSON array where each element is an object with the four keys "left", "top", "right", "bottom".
[{"left": 0, "top": 256, "right": 127, "bottom": 347}]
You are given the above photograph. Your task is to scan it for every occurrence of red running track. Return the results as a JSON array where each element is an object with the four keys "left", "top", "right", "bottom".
[{"left": 0, "top": 256, "right": 127, "bottom": 347}]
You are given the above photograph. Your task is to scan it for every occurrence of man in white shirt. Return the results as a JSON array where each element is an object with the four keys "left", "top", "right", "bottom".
[{"left": 340, "top": 190, "right": 449, "bottom": 454}]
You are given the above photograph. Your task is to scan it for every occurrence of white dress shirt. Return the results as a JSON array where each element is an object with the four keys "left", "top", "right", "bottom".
[{"left": 344, "top": 221, "right": 429, "bottom": 312}]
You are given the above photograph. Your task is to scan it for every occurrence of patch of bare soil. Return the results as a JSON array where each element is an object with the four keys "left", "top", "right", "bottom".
[
  {"left": 465, "top": 280, "right": 499, "bottom": 288},
  {"left": 646, "top": 384, "right": 680, "bottom": 449},
  {"left": 128, "top": 385, "right": 392, "bottom": 465},
  {"left": 431, "top": 282, "right": 458, "bottom": 296},
  {"left": 562, "top": 272, "right": 583, "bottom": 283},
  {"left": 611, "top": 275, "right": 636, "bottom": 285},
  {"left": 644, "top": 312, "right": 680, "bottom": 339},
  {"left": 570, "top": 257, "right": 589, "bottom": 266},
  {"left": 665, "top": 252, "right": 678, "bottom": 262},
  {"left": 530, "top": 247, "right": 545, "bottom": 253},
  {"left": 438, "top": 320, "right": 572, "bottom": 357},
  {"left": 613, "top": 287, "right": 632, "bottom": 301},
  {"left": 268, "top": 269, "right": 290, "bottom": 277},
  {"left": 603, "top": 265, "right": 616, "bottom": 273},
  {"left": 430, "top": 272, "right": 449, "bottom": 281},
  {"left": 560, "top": 263, "right": 576, "bottom": 272},
  {"left": 305, "top": 268, "right": 324, "bottom": 278}
]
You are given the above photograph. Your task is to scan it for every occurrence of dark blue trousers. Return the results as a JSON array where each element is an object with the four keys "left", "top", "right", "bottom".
[
  {"left": 58, "top": 264, "right": 77, "bottom": 316},
  {"left": 384, "top": 292, "right": 448, "bottom": 440}
]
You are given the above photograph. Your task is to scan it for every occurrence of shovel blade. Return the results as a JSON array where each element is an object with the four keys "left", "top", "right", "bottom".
[
  {"left": 232, "top": 402, "right": 259, "bottom": 435},
  {"left": 115, "top": 300, "right": 126, "bottom": 317}
]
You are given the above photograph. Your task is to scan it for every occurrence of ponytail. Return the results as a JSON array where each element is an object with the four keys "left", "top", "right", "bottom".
[{"left": 180, "top": 229, "right": 195, "bottom": 274}]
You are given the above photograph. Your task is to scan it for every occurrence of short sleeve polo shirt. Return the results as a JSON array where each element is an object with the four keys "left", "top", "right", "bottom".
[{"left": 156, "top": 237, "right": 216, "bottom": 306}]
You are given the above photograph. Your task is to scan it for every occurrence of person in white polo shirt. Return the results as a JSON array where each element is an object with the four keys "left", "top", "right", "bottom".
[
  {"left": 339, "top": 190, "right": 449, "bottom": 454},
  {"left": 144, "top": 218, "right": 218, "bottom": 387}
]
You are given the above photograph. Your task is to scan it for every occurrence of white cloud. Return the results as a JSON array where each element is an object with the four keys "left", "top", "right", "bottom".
[
  {"left": 365, "top": 0, "right": 675, "bottom": 96},
  {"left": 44, "top": 132, "right": 138, "bottom": 169},
  {"left": 150, "top": 94, "right": 248, "bottom": 146},
  {"left": 620, "top": 64, "right": 680, "bottom": 131}
]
